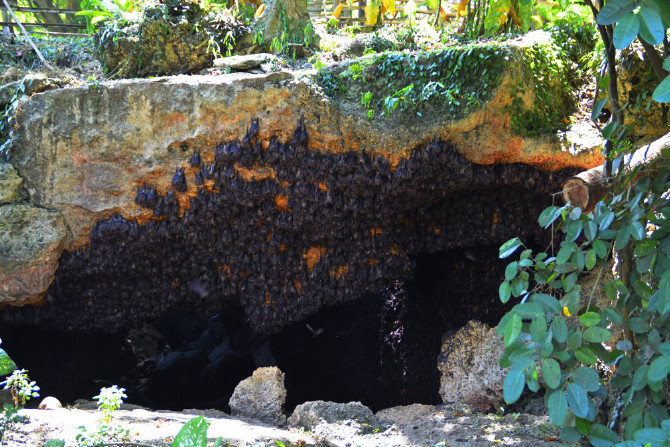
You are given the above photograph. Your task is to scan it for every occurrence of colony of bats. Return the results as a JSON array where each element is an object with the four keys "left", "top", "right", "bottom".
[{"left": 2, "top": 118, "right": 575, "bottom": 334}]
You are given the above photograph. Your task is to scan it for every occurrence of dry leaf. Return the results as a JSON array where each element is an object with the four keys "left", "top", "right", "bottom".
[
  {"left": 333, "top": 2, "right": 343, "bottom": 18},
  {"left": 254, "top": 3, "right": 265, "bottom": 18},
  {"left": 365, "top": 0, "right": 380, "bottom": 25}
]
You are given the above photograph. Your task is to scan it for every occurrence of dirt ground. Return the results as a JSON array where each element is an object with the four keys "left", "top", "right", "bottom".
[{"left": 3, "top": 400, "right": 561, "bottom": 447}]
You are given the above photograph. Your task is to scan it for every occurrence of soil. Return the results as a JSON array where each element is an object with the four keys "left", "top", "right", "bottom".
[{"left": 2, "top": 400, "right": 561, "bottom": 446}]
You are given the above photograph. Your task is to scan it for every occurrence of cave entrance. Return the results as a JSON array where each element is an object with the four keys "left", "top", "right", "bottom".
[{"left": 0, "top": 244, "right": 513, "bottom": 413}]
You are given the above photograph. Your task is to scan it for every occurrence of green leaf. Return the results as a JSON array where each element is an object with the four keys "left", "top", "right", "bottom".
[
  {"left": 44, "top": 441, "right": 66, "bottom": 447},
  {"left": 552, "top": 316, "right": 568, "bottom": 343},
  {"left": 598, "top": 210, "right": 615, "bottom": 231},
  {"left": 500, "top": 341, "right": 526, "bottom": 368},
  {"left": 538, "top": 206, "right": 562, "bottom": 229},
  {"left": 533, "top": 293, "right": 562, "bottom": 314},
  {"left": 563, "top": 273, "right": 578, "bottom": 293},
  {"left": 591, "top": 98, "right": 608, "bottom": 122},
  {"left": 583, "top": 327, "right": 612, "bottom": 343},
  {"left": 499, "top": 238, "right": 522, "bottom": 259},
  {"left": 505, "top": 262, "right": 518, "bottom": 281},
  {"left": 172, "top": 415, "right": 209, "bottom": 447},
  {"left": 560, "top": 426, "right": 583, "bottom": 443},
  {"left": 627, "top": 317, "right": 650, "bottom": 334},
  {"left": 575, "top": 347, "right": 598, "bottom": 365},
  {"left": 504, "top": 314, "right": 522, "bottom": 346},
  {"left": 510, "top": 277, "right": 527, "bottom": 297},
  {"left": 597, "top": 0, "right": 635, "bottom": 25},
  {"left": 568, "top": 329, "right": 583, "bottom": 350},
  {"left": 593, "top": 239, "right": 609, "bottom": 259},
  {"left": 632, "top": 365, "right": 649, "bottom": 391},
  {"left": 547, "top": 389, "right": 568, "bottom": 426},
  {"left": 530, "top": 316, "right": 547, "bottom": 343},
  {"left": 633, "top": 427, "right": 667, "bottom": 444},
  {"left": 503, "top": 368, "right": 525, "bottom": 404},
  {"left": 602, "top": 121, "right": 618, "bottom": 140},
  {"left": 499, "top": 281, "right": 512, "bottom": 303},
  {"left": 566, "top": 383, "right": 590, "bottom": 419},
  {"left": 616, "top": 340, "right": 633, "bottom": 351},
  {"left": 557, "top": 243, "right": 577, "bottom": 264},
  {"left": 615, "top": 224, "right": 631, "bottom": 249},
  {"left": 635, "top": 239, "right": 657, "bottom": 257},
  {"left": 648, "top": 355, "right": 670, "bottom": 382},
  {"left": 613, "top": 12, "right": 640, "bottom": 48},
  {"left": 630, "top": 221, "right": 645, "bottom": 241},
  {"left": 576, "top": 416, "right": 591, "bottom": 435},
  {"left": 542, "top": 358, "right": 561, "bottom": 389},
  {"left": 579, "top": 312, "right": 601, "bottom": 327},
  {"left": 589, "top": 424, "right": 619, "bottom": 446},
  {"left": 604, "top": 307, "right": 623, "bottom": 324},
  {"left": 586, "top": 249, "right": 597, "bottom": 270},
  {"left": 566, "top": 220, "right": 583, "bottom": 242},
  {"left": 573, "top": 367, "right": 600, "bottom": 392},
  {"left": 638, "top": 6, "right": 665, "bottom": 45},
  {"left": 0, "top": 349, "right": 17, "bottom": 376}
]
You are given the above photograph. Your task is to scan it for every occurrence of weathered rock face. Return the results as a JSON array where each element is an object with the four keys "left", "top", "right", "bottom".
[
  {"left": 0, "top": 164, "right": 26, "bottom": 204},
  {"left": 0, "top": 204, "right": 68, "bottom": 306},
  {"left": 437, "top": 320, "right": 507, "bottom": 411},
  {"left": 229, "top": 366, "right": 287, "bottom": 426}
]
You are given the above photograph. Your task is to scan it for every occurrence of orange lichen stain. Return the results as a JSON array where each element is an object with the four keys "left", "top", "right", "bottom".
[
  {"left": 234, "top": 164, "right": 275, "bottom": 181},
  {"left": 390, "top": 243, "right": 404, "bottom": 256},
  {"left": 370, "top": 227, "right": 382, "bottom": 238},
  {"left": 429, "top": 223, "right": 440, "bottom": 235},
  {"left": 161, "top": 112, "right": 187, "bottom": 130},
  {"left": 241, "top": 270, "right": 249, "bottom": 278},
  {"left": 134, "top": 212, "right": 155, "bottom": 225},
  {"left": 275, "top": 194, "right": 289, "bottom": 211},
  {"left": 294, "top": 279, "right": 302, "bottom": 295},
  {"left": 176, "top": 194, "right": 191, "bottom": 217},
  {"left": 367, "top": 258, "right": 378, "bottom": 267},
  {"left": 261, "top": 290, "right": 273, "bottom": 308},
  {"left": 330, "top": 264, "right": 348, "bottom": 281},
  {"left": 257, "top": 217, "right": 262, "bottom": 228},
  {"left": 493, "top": 211, "right": 499, "bottom": 224},
  {"left": 318, "top": 181, "right": 328, "bottom": 192},
  {"left": 171, "top": 280, "right": 180, "bottom": 289},
  {"left": 217, "top": 264, "right": 231, "bottom": 279},
  {"left": 280, "top": 244, "right": 287, "bottom": 252},
  {"left": 266, "top": 232, "right": 273, "bottom": 241},
  {"left": 397, "top": 217, "right": 414, "bottom": 228},
  {"left": 303, "top": 246, "right": 326, "bottom": 272},
  {"left": 280, "top": 181, "right": 290, "bottom": 188}
]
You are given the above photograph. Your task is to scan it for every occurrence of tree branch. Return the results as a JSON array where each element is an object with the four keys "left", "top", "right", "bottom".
[{"left": 639, "top": 38, "right": 669, "bottom": 81}]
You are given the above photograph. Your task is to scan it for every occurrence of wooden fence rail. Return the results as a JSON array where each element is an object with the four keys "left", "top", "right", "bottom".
[{"left": 1, "top": 1, "right": 88, "bottom": 36}]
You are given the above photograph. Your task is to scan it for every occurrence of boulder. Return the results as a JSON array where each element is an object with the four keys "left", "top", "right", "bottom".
[
  {"left": 375, "top": 404, "right": 436, "bottom": 425},
  {"left": 229, "top": 366, "right": 287, "bottom": 426},
  {"left": 0, "top": 204, "right": 68, "bottom": 306},
  {"left": 287, "top": 400, "right": 376, "bottom": 431},
  {"left": 38, "top": 396, "right": 62, "bottom": 410},
  {"left": 437, "top": 320, "right": 508, "bottom": 411},
  {"left": 0, "top": 164, "right": 26, "bottom": 204},
  {"left": 96, "top": 9, "right": 212, "bottom": 78},
  {"left": 213, "top": 53, "right": 277, "bottom": 71}
]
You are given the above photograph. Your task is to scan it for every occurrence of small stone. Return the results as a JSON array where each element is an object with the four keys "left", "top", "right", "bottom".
[
  {"left": 228, "top": 366, "right": 287, "bottom": 426},
  {"left": 38, "top": 396, "right": 62, "bottom": 410}
]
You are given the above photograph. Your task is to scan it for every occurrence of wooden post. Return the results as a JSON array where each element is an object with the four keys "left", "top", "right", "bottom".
[{"left": 562, "top": 132, "right": 670, "bottom": 212}]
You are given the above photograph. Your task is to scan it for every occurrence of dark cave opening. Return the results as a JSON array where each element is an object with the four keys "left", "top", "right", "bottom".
[{"left": 0, "top": 244, "right": 523, "bottom": 413}]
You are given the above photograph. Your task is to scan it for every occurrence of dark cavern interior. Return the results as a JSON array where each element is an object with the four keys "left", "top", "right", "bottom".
[{"left": 0, "top": 119, "right": 576, "bottom": 413}]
